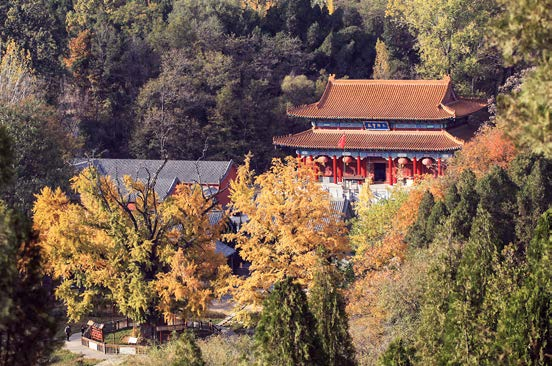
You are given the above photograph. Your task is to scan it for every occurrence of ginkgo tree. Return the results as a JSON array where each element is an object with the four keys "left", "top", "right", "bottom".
[
  {"left": 33, "top": 164, "right": 229, "bottom": 336},
  {"left": 224, "top": 155, "right": 350, "bottom": 314}
]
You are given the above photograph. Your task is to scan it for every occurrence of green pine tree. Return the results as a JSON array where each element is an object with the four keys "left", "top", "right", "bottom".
[
  {"left": 170, "top": 331, "right": 205, "bottom": 366},
  {"left": 378, "top": 338, "right": 416, "bottom": 366},
  {"left": 449, "top": 169, "right": 479, "bottom": 240},
  {"left": 443, "top": 183, "right": 460, "bottom": 214},
  {"left": 514, "top": 156, "right": 552, "bottom": 245},
  {"left": 255, "top": 277, "right": 321, "bottom": 366},
  {"left": 308, "top": 266, "right": 356, "bottom": 366},
  {"left": 476, "top": 167, "right": 518, "bottom": 249},
  {"left": 508, "top": 152, "right": 541, "bottom": 187},
  {"left": 417, "top": 208, "right": 501, "bottom": 364},
  {"left": 415, "top": 224, "right": 464, "bottom": 364},
  {"left": 0, "top": 203, "right": 58, "bottom": 365},
  {"left": 425, "top": 201, "right": 448, "bottom": 243},
  {"left": 0, "top": 126, "right": 13, "bottom": 189},
  {"left": 496, "top": 209, "right": 552, "bottom": 364},
  {"left": 449, "top": 208, "right": 502, "bottom": 364},
  {"left": 405, "top": 190, "right": 434, "bottom": 248}
]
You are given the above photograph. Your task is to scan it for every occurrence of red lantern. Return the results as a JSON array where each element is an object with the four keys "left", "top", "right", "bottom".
[
  {"left": 316, "top": 156, "right": 330, "bottom": 164},
  {"left": 422, "top": 158, "right": 433, "bottom": 166},
  {"left": 398, "top": 157, "right": 409, "bottom": 166},
  {"left": 343, "top": 156, "right": 354, "bottom": 164}
]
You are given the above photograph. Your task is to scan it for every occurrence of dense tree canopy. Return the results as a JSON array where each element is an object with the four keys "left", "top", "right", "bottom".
[
  {"left": 387, "top": 0, "right": 503, "bottom": 94},
  {"left": 2, "top": 0, "right": 552, "bottom": 363},
  {"left": 224, "top": 155, "right": 349, "bottom": 318},
  {"left": 33, "top": 167, "right": 229, "bottom": 332},
  {"left": 0, "top": 39, "right": 74, "bottom": 213},
  {"left": 222, "top": 157, "right": 349, "bottom": 322}
]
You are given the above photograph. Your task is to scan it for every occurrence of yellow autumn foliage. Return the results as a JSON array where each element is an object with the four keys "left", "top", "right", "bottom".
[
  {"left": 33, "top": 167, "right": 228, "bottom": 324},
  {"left": 223, "top": 155, "right": 350, "bottom": 317}
]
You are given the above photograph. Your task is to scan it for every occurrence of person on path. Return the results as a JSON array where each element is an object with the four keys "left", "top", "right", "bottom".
[
  {"left": 81, "top": 324, "right": 86, "bottom": 336},
  {"left": 65, "top": 325, "right": 71, "bottom": 341}
]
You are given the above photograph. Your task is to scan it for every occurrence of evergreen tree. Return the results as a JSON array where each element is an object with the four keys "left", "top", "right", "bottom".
[
  {"left": 451, "top": 208, "right": 501, "bottom": 363},
  {"left": 443, "top": 183, "right": 460, "bottom": 214},
  {"left": 308, "top": 265, "right": 355, "bottom": 366},
  {"left": 255, "top": 277, "right": 321, "bottom": 366},
  {"left": 0, "top": 126, "right": 13, "bottom": 189},
  {"left": 417, "top": 208, "right": 501, "bottom": 364},
  {"left": 508, "top": 152, "right": 540, "bottom": 187},
  {"left": 0, "top": 101, "right": 73, "bottom": 214},
  {"left": 497, "top": 58, "right": 552, "bottom": 157},
  {"left": 494, "top": 0, "right": 552, "bottom": 65},
  {"left": 170, "top": 331, "right": 205, "bottom": 366},
  {"left": 378, "top": 338, "right": 416, "bottom": 366},
  {"left": 415, "top": 225, "right": 464, "bottom": 364},
  {"left": 476, "top": 167, "right": 518, "bottom": 248},
  {"left": 449, "top": 169, "right": 479, "bottom": 240},
  {"left": 496, "top": 209, "right": 552, "bottom": 364},
  {"left": 405, "top": 190, "right": 434, "bottom": 248},
  {"left": 425, "top": 201, "right": 447, "bottom": 243},
  {"left": 515, "top": 156, "right": 552, "bottom": 246},
  {"left": 0, "top": 203, "right": 58, "bottom": 365}
]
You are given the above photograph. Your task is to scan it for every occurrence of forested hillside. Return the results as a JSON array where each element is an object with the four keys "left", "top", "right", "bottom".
[
  {"left": 0, "top": 0, "right": 513, "bottom": 173},
  {"left": 0, "top": 0, "right": 550, "bottom": 365}
]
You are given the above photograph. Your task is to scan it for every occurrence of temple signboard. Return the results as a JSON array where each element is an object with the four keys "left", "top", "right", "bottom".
[{"left": 364, "top": 121, "right": 389, "bottom": 130}]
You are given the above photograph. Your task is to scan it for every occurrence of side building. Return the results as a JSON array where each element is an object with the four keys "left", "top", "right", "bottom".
[
  {"left": 274, "top": 75, "right": 487, "bottom": 190},
  {"left": 73, "top": 158, "right": 242, "bottom": 272},
  {"left": 73, "top": 158, "right": 238, "bottom": 206}
]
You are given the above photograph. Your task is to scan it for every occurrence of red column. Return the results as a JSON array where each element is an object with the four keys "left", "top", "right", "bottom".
[
  {"left": 297, "top": 153, "right": 301, "bottom": 165},
  {"left": 356, "top": 156, "right": 361, "bottom": 176},
  {"left": 388, "top": 156, "right": 394, "bottom": 186},
  {"left": 412, "top": 157, "right": 417, "bottom": 178},
  {"left": 332, "top": 155, "right": 337, "bottom": 184},
  {"left": 309, "top": 155, "right": 318, "bottom": 176},
  {"left": 337, "top": 158, "right": 343, "bottom": 182},
  {"left": 438, "top": 158, "right": 442, "bottom": 176},
  {"left": 360, "top": 159, "right": 366, "bottom": 178}
]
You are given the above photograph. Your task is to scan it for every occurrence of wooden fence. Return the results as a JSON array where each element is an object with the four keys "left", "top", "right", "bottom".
[
  {"left": 81, "top": 318, "right": 221, "bottom": 355},
  {"left": 81, "top": 336, "right": 148, "bottom": 355}
]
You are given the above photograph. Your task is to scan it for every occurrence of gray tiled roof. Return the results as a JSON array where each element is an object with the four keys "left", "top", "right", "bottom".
[
  {"left": 73, "top": 158, "right": 234, "bottom": 200},
  {"left": 330, "top": 198, "right": 353, "bottom": 220},
  {"left": 215, "top": 240, "right": 236, "bottom": 257},
  {"left": 208, "top": 210, "right": 225, "bottom": 226}
]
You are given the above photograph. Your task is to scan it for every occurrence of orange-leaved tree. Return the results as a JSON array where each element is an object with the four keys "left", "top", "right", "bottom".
[
  {"left": 446, "top": 124, "right": 517, "bottom": 178},
  {"left": 33, "top": 165, "right": 229, "bottom": 336},
  {"left": 224, "top": 155, "right": 349, "bottom": 315}
]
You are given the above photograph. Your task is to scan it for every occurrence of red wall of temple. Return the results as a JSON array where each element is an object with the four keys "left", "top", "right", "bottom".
[{"left": 216, "top": 164, "right": 238, "bottom": 206}]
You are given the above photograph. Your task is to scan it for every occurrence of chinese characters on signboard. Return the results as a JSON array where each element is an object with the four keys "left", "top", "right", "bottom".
[{"left": 364, "top": 121, "right": 389, "bottom": 130}]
